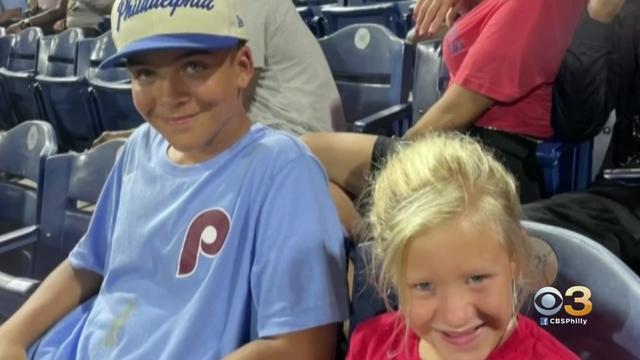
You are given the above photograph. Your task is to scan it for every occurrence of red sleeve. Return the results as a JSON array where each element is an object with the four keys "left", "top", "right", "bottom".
[{"left": 454, "top": 0, "right": 586, "bottom": 103}]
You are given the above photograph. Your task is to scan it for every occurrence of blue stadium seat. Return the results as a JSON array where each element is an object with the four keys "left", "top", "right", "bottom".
[
  {"left": 297, "top": 6, "right": 327, "bottom": 37},
  {"left": 36, "top": 30, "right": 107, "bottom": 152},
  {"left": 0, "top": 28, "right": 45, "bottom": 126},
  {"left": 321, "top": 3, "right": 407, "bottom": 37},
  {"left": 0, "top": 121, "right": 57, "bottom": 279},
  {"left": 349, "top": 221, "right": 640, "bottom": 359},
  {"left": 319, "top": 23, "right": 413, "bottom": 136},
  {"left": 0, "top": 34, "right": 14, "bottom": 130},
  {"left": 522, "top": 221, "right": 640, "bottom": 359},
  {"left": 87, "top": 35, "right": 144, "bottom": 133},
  {"left": 0, "top": 139, "right": 124, "bottom": 321}
]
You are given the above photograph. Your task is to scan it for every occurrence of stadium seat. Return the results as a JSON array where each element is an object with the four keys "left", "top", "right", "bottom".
[
  {"left": 0, "top": 139, "right": 125, "bottom": 322},
  {"left": 37, "top": 30, "right": 108, "bottom": 152},
  {"left": 321, "top": 3, "right": 407, "bottom": 37},
  {"left": 0, "top": 121, "right": 57, "bottom": 280},
  {"left": 0, "top": 27, "right": 45, "bottom": 126},
  {"left": 87, "top": 35, "right": 144, "bottom": 133},
  {"left": 297, "top": 6, "right": 327, "bottom": 37},
  {"left": 349, "top": 221, "right": 640, "bottom": 359},
  {"left": 319, "top": 23, "right": 413, "bottom": 136},
  {"left": 0, "top": 34, "right": 14, "bottom": 130}
]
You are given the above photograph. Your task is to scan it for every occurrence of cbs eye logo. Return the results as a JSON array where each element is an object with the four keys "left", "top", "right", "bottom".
[{"left": 534, "top": 286, "right": 593, "bottom": 317}]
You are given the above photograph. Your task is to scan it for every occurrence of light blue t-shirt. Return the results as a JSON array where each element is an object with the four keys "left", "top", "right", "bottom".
[
  {"left": 29, "top": 124, "right": 348, "bottom": 359},
  {"left": 0, "top": 0, "right": 28, "bottom": 11}
]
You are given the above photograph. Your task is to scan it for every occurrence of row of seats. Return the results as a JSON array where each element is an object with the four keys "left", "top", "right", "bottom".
[
  {"left": 0, "top": 121, "right": 125, "bottom": 320},
  {"left": 298, "top": 1, "right": 415, "bottom": 38},
  {"left": 320, "top": 23, "right": 593, "bottom": 196},
  {"left": 0, "top": 28, "right": 143, "bottom": 152}
]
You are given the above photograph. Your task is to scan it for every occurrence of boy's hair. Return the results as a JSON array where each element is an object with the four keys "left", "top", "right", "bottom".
[{"left": 365, "top": 132, "right": 533, "bottom": 312}]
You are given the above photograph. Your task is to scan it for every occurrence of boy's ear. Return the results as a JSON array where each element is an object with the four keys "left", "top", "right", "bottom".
[{"left": 234, "top": 45, "right": 254, "bottom": 90}]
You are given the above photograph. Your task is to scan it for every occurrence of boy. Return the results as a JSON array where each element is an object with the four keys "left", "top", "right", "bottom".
[{"left": 0, "top": 0, "right": 348, "bottom": 358}]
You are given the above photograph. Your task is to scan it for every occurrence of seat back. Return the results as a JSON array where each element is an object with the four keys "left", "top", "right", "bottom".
[
  {"left": 87, "top": 32, "right": 144, "bottom": 132},
  {"left": 7, "top": 27, "right": 42, "bottom": 72},
  {"left": 0, "top": 35, "right": 14, "bottom": 130},
  {"left": 0, "top": 28, "right": 44, "bottom": 126},
  {"left": 322, "top": 3, "right": 407, "bottom": 37},
  {"left": 36, "top": 31, "right": 105, "bottom": 151},
  {"left": 0, "top": 121, "right": 57, "bottom": 276},
  {"left": 38, "top": 28, "right": 84, "bottom": 77},
  {"left": 319, "top": 24, "right": 412, "bottom": 130},
  {"left": 0, "top": 120, "right": 57, "bottom": 230},
  {"left": 350, "top": 221, "right": 640, "bottom": 359},
  {"left": 33, "top": 139, "right": 125, "bottom": 279},
  {"left": 413, "top": 40, "right": 448, "bottom": 123},
  {"left": 522, "top": 221, "right": 640, "bottom": 359}
]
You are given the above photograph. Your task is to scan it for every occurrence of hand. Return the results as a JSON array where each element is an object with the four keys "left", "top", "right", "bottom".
[
  {"left": 413, "top": 0, "right": 460, "bottom": 37},
  {"left": 587, "top": 0, "right": 626, "bottom": 23},
  {"left": 53, "top": 19, "right": 66, "bottom": 33}
]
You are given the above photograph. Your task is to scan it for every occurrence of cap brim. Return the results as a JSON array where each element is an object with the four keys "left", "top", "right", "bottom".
[{"left": 99, "top": 33, "right": 240, "bottom": 69}]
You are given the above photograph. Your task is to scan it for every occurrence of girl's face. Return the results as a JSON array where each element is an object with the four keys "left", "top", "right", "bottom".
[{"left": 401, "top": 217, "right": 517, "bottom": 360}]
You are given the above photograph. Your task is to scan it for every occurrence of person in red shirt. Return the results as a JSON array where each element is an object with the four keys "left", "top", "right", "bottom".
[
  {"left": 346, "top": 132, "right": 578, "bottom": 360},
  {"left": 302, "top": 0, "right": 586, "bottom": 238}
]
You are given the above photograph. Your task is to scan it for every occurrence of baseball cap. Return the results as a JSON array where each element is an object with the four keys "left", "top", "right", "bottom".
[{"left": 100, "top": 0, "right": 248, "bottom": 69}]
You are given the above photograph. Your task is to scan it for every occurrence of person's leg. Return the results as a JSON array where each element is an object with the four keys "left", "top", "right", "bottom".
[{"left": 301, "top": 132, "right": 378, "bottom": 238}]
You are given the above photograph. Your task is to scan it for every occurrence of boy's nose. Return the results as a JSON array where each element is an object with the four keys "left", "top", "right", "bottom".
[{"left": 156, "top": 75, "right": 190, "bottom": 108}]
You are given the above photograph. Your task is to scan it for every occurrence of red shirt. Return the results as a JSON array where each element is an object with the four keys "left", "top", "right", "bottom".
[
  {"left": 346, "top": 313, "right": 579, "bottom": 360},
  {"left": 443, "top": 0, "right": 586, "bottom": 138}
]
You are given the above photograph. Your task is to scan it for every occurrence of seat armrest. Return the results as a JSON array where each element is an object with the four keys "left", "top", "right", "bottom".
[
  {"left": 0, "top": 225, "right": 39, "bottom": 255},
  {"left": 353, "top": 103, "right": 412, "bottom": 137},
  {"left": 0, "top": 271, "right": 40, "bottom": 297}
]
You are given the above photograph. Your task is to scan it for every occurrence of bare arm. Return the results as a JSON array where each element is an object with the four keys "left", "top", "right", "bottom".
[
  {"left": 8, "top": 0, "right": 67, "bottom": 33},
  {"left": 0, "top": 260, "right": 102, "bottom": 351},
  {"left": 0, "top": 8, "right": 22, "bottom": 23},
  {"left": 223, "top": 324, "right": 337, "bottom": 360},
  {"left": 404, "top": 83, "right": 494, "bottom": 140}
]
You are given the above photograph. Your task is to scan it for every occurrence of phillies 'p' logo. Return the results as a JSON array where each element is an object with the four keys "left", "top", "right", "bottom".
[{"left": 177, "top": 208, "right": 231, "bottom": 277}]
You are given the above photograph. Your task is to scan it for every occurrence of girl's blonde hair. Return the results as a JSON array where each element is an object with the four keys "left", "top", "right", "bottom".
[{"left": 365, "top": 132, "right": 533, "bottom": 311}]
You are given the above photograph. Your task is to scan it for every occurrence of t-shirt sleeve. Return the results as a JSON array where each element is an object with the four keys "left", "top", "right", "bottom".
[
  {"left": 67, "top": 143, "right": 128, "bottom": 275},
  {"left": 454, "top": 0, "right": 585, "bottom": 103},
  {"left": 251, "top": 154, "right": 349, "bottom": 338}
]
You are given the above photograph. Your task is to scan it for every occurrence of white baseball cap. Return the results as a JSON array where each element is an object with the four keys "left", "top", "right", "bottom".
[{"left": 100, "top": 0, "right": 248, "bottom": 68}]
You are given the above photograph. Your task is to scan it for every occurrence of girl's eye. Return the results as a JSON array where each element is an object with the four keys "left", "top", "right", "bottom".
[
  {"left": 413, "top": 282, "right": 434, "bottom": 292},
  {"left": 468, "top": 274, "right": 489, "bottom": 285}
]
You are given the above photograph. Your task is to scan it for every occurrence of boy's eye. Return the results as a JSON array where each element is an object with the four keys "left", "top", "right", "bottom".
[
  {"left": 130, "top": 68, "right": 154, "bottom": 81},
  {"left": 467, "top": 274, "right": 489, "bottom": 285},
  {"left": 413, "top": 282, "right": 434, "bottom": 292},
  {"left": 184, "top": 61, "right": 207, "bottom": 74}
]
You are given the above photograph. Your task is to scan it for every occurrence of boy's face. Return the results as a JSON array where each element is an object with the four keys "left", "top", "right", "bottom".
[
  {"left": 401, "top": 217, "right": 517, "bottom": 360},
  {"left": 127, "top": 46, "right": 253, "bottom": 164}
]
